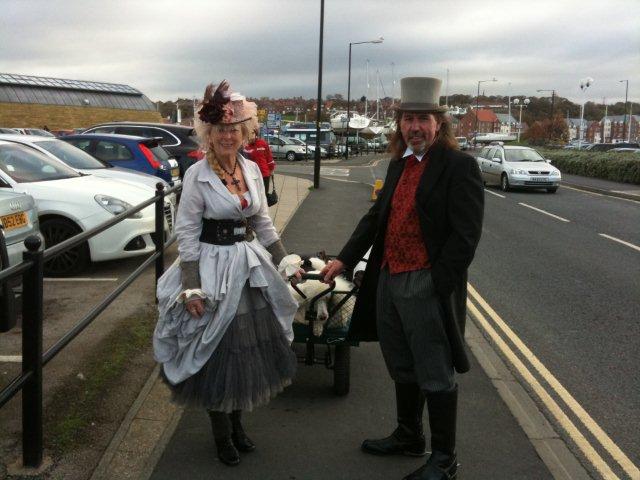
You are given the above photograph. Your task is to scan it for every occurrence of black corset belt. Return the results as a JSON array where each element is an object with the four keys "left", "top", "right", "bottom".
[{"left": 199, "top": 218, "right": 254, "bottom": 245}]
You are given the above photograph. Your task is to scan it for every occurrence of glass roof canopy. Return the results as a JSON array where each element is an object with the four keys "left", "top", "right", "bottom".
[{"left": 0, "top": 73, "right": 142, "bottom": 95}]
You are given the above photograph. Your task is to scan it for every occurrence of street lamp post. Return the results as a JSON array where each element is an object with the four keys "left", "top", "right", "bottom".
[
  {"left": 346, "top": 36, "right": 383, "bottom": 160},
  {"left": 512, "top": 97, "right": 530, "bottom": 142},
  {"left": 313, "top": 0, "right": 325, "bottom": 188},
  {"left": 619, "top": 79, "right": 629, "bottom": 142},
  {"left": 475, "top": 78, "right": 497, "bottom": 140},
  {"left": 578, "top": 77, "right": 594, "bottom": 149}
]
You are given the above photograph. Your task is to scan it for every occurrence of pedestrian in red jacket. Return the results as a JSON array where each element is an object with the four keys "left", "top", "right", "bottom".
[{"left": 244, "top": 128, "right": 275, "bottom": 191}]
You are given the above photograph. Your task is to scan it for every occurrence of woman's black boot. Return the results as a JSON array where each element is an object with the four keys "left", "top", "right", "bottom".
[
  {"left": 361, "top": 382, "right": 426, "bottom": 456},
  {"left": 208, "top": 411, "right": 240, "bottom": 466},
  {"left": 230, "top": 410, "right": 256, "bottom": 452}
]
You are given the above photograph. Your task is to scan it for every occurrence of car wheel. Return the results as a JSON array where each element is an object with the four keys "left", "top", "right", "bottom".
[
  {"left": 501, "top": 174, "right": 510, "bottom": 192},
  {"left": 40, "top": 218, "right": 89, "bottom": 276},
  {"left": 547, "top": 187, "right": 558, "bottom": 193},
  {"left": 285, "top": 151, "right": 296, "bottom": 161}
]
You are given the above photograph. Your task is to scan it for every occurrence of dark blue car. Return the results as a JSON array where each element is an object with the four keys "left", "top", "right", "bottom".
[{"left": 62, "top": 134, "right": 181, "bottom": 185}]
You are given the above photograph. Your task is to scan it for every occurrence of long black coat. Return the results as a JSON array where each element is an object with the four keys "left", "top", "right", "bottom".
[{"left": 337, "top": 143, "right": 484, "bottom": 373}]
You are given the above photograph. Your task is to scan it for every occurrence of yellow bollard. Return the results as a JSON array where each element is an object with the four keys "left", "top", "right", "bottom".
[{"left": 371, "top": 179, "right": 384, "bottom": 201}]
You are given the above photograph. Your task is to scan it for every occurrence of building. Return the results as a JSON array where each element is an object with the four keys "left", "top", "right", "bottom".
[
  {"left": 564, "top": 118, "right": 585, "bottom": 140},
  {"left": 0, "top": 72, "right": 161, "bottom": 130},
  {"left": 495, "top": 113, "right": 518, "bottom": 134},
  {"left": 458, "top": 108, "right": 499, "bottom": 138},
  {"left": 600, "top": 114, "right": 639, "bottom": 143}
]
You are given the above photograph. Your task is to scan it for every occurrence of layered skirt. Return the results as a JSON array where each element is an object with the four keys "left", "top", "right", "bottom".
[{"left": 164, "top": 282, "right": 297, "bottom": 413}]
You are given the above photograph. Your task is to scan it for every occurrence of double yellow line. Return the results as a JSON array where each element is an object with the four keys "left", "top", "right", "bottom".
[{"left": 467, "top": 283, "right": 639, "bottom": 480}]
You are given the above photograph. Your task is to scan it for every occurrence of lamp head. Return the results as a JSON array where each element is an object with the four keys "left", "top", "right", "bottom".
[
  {"left": 524, "top": 98, "right": 531, "bottom": 105},
  {"left": 513, "top": 98, "right": 520, "bottom": 105}
]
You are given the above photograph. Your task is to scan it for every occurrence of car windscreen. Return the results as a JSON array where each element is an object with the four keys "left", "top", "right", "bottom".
[
  {"left": 504, "top": 149, "right": 545, "bottom": 162},
  {"left": 35, "top": 140, "right": 107, "bottom": 169},
  {"left": 0, "top": 143, "right": 81, "bottom": 182}
]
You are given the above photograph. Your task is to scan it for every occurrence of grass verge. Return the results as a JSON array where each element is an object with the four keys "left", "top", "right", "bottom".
[{"left": 44, "top": 307, "right": 156, "bottom": 456}]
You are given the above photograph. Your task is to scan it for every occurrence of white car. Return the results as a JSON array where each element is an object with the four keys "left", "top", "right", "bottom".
[
  {"left": 265, "top": 136, "right": 309, "bottom": 161},
  {"left": 0, "top": 140, "right": 175, "bottom": 276},
  {"left": 285, "top": 137, "right": 328, "bottom": 158},
  {"left": 0, "top": 134, "right": 178, "bottom": 202},
  {"left": 476, "top": 145, "right": 561, "bottom": 193}
]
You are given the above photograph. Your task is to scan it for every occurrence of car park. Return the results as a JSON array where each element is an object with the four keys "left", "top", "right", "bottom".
[
  {"left": 0, "top": 140, "right": 175, "bottom": 275},
  {"left": 0, "top": 134, "right": 177, "bottom": 194},
  {"left": 82, "top": 122, "right": 204, "bottom": 177},
  {"left": 476, "top": 145, "right": 561, "bottom": 193},
  {"left": 265, "top": 136, "right": 309, "bottom": 161},
  {"left": 62, "top": 133, "right": 180, "bottom": 186}
]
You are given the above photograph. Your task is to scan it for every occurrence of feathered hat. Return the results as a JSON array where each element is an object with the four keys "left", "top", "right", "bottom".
[{"left": 198, "top": 80, "right": 257, "bottom": 125}]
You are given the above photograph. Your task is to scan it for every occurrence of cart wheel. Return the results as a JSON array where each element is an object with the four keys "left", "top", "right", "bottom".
[{"left": 333, "top": 344, "right": 351, "bottom": 396}]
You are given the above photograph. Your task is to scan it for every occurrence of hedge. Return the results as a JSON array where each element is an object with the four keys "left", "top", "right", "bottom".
[{"left": 537, "top": 149, "right": 640, "bottom": 185}]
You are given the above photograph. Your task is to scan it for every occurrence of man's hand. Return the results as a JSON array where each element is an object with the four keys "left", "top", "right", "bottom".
[
  {"left": 186, "top": 298, "right": 205, "bottom": 318},
  {"left": 320, "top": 259, "right": 345, "bottom": 283}
]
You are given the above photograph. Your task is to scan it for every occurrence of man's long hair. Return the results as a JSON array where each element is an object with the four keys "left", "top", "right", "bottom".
[{"left": 388, "top": 110, "right": 458, "bottom": 159}]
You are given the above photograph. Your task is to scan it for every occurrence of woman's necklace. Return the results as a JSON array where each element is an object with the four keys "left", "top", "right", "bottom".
[{"left": 219, "top": 159, "right": 241, "bottom": 190}]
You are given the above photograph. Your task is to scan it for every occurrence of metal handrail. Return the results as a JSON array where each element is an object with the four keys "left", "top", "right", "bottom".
[{"left": 0, "top": 181, "right": 180, "bottom": 469}]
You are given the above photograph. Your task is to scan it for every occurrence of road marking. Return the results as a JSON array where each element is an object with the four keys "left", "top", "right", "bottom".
[
  {"left": 0, "top": 355, "right": 21, "bottom": 363},
  {"left": 468, "top": 283, "right": 640, "bottom": 479},
  {"left": 320, "top": 176, "right": 364, "bottom": 185},
  {"left": 518, "top": 203, "right": 570, "bottom": 222},
  {"left": 319, "top": 167, "right": 350, "bottom": 177},
  {"left": 562, "top": 185, "right": 640, "bottom": 205},
  {"left": 599, "top": 233, "right": 640, "bottom": 253},
  {"left": 484, "top": 189, "right": 505, "bottom": 198},
  {"left": 44, "top": 277, "right": 119, "bottom": 282}
]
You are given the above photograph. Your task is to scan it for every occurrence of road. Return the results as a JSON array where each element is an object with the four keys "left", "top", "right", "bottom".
[{"left": 276, "top": 154, "right": 640, "bottom": 479}]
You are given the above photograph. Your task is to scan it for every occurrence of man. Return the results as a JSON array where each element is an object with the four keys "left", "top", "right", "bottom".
[{"left": 321, "top": 77, "right": 484, "bottom": 480}]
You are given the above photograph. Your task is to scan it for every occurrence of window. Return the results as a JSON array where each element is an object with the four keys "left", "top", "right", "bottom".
[
  {"left": 65, "top": 139, "right": 92, "bottom": 152},
  {"left": 94, "top": 141, "right": 134, "bottom": 161}
]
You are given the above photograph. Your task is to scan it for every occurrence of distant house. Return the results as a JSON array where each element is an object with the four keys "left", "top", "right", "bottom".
[
  {"left": 458, "top": 108, "right": 499, "bottom": 138},
  {"left": 600, "top": 114, "right": 639, "bottom": 143},
  {"left": 565, "top": 118, "right": 585, "bottom": 141},
  {"left": 495, "top": 113, "right": 518, "bottom": 135}
]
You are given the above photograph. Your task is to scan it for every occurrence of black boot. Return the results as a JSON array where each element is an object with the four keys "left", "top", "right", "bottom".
[
  {"left": 403, "top": 386, "right": 458, "bottom": 480},
  {"left": 361, "top": 382, "right": 426, "bottom": 456},
  {"left": 230, "top": 410, "right": 256, "bottom": 452},
  {"left": 208, "top": 411, "right": 240, "bottom": 466}
]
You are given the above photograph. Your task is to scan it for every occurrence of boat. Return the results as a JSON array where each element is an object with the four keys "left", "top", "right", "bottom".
[{"left": 330, "top": 111, "right": 371, "bottom": 133}]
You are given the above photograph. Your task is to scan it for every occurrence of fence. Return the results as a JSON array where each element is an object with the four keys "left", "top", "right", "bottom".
[{"left": 0, "top": 182, "right": 179, "bottom": 469}]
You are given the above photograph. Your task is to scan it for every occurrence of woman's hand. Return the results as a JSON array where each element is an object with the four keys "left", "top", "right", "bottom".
[
  {"left": 186, "top": 298, "right": 205, "bottom": 318},
  {"left": 320, "top": 259, "right": 345, "bottom": 283}
]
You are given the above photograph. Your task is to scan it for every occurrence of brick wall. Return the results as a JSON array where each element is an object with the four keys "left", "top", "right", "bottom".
[{"left": 0, "top": 103, "right": 162, "bottom": 130}]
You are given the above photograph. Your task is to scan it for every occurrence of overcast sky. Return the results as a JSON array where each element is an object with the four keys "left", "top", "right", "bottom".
[{"left": 2, "top": 0, "right": 639, "bottom": 105}]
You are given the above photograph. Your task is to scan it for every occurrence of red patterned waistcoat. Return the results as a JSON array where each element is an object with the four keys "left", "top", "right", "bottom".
[{"left": 382, "top": 155, "right": 430, "bottom": 274}]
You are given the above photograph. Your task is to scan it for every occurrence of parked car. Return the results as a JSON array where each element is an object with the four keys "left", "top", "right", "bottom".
[
  {"left": 81, "top": 122, "right": 204, "bottom": 177},
  {"left": 285, "top": 137, "right": 328, "bottom": 158},
  {"left": 0, "top": 134, "right": 177, "bottom": 191},
  {"left": 0, "top": 140, "right": 176, "bottom": 275},
  {"left": 61, "top": 134, "right": 180, "bottom": 185},
  {"left": 475, "top": 145, "right": 561, "bottom": 193},
  {"left": 265, "top": 136, "right": 309, "bottom": 161},
  {"left": 611, "top": 147, "right": 640, "bottom": 153},
  {"left": 456, "top": 137, "right": 469, "bottom": 150},
  {"left": 585, "top": 142, "right": 640, "bottom": 152},
  {"left": 0, "top": 128, "right": 19, "bottom": 134},
  {"left": 0, "top": 190, "right": 42, "bottom": 271},
  {"left": 13, "top": 128, "right": 56, "bottom": 137}
]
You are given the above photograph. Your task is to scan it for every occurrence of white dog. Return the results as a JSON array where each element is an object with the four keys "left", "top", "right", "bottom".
[{"left": 279, "top": 254, "right": 355, "bottom": 336}]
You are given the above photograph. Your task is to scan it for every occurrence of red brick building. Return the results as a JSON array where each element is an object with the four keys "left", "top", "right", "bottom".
[{"left": 458, "top": 109, "right": 499, "bottom": 138}]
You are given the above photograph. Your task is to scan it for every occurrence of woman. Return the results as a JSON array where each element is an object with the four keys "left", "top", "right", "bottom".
[
  {"left": 154, "top": 80, "right": 300, "bottom": 467},
  {"left": 244, "top": 126, "right": 275, "bottom": 191}
]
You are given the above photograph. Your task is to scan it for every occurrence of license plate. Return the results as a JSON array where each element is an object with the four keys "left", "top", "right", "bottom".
[
  {"left": 530, "top": 177, "right": 549, "bottom": 182},
  {"left": 0, "top": 211, "right": 28, "bottom": 231}
]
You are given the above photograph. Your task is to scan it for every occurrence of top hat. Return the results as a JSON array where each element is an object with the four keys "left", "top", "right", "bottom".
[{"left": 399, "top": 77, "right": 447, "bottom": 113}]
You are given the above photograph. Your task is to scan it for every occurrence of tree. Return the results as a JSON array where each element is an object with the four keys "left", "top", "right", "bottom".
[{"left": 523, "top": 116, "right": 569, "bottom": 145}]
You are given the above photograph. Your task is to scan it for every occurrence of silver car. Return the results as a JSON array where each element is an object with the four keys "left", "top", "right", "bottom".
[
  {"left": 476, "top": 145, "right": 561, "bottom": 193},
  {"left": 0, "top": 190, "right": 42, "bottom": 270},
  {"left": 265, "top": 136, "right": 309, "bottom": 161}
]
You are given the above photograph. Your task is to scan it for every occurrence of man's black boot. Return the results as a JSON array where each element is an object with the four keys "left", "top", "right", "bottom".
[
  {"left": 230, "top": 410, "right": 256, "bottom": 452},
  {"left": 403, "top": 386, "right": 458, "bottom": 480},
  {"left": 208, "top": 411, "right": 240, "bottom": 466},
  {"left": 361, "top": 382, "right": 427, "bottom": 456}
]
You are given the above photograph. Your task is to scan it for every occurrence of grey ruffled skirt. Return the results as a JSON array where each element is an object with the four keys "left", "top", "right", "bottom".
[{"left": 164, "top": 283, "right": 297, "bottom": 412}]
